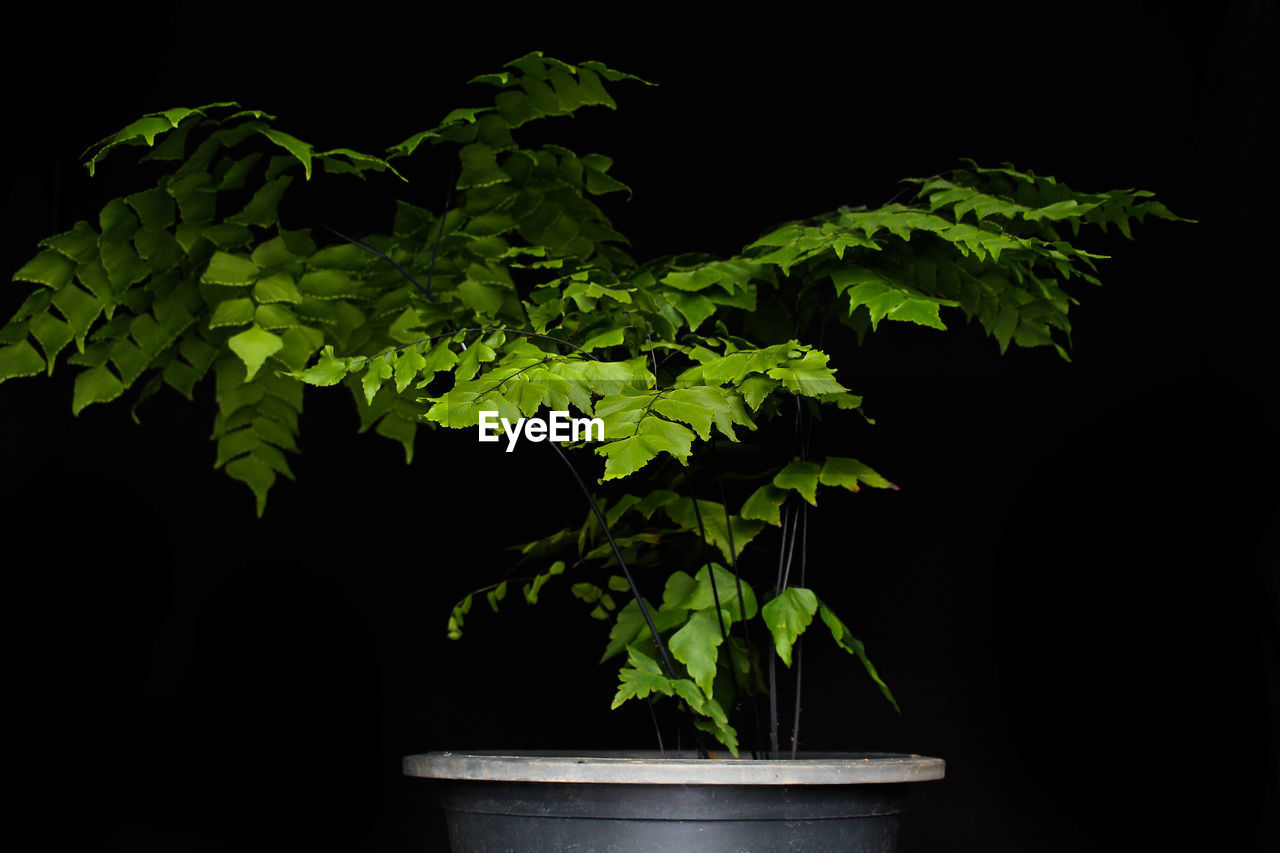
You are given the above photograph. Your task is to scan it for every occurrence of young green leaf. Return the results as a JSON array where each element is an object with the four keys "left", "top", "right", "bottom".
[
  {"left": 611, "top": 647, "right": 673, "bottom": 707},
  {"left": 818, "top": 457, "right": 898, "bottom": 492},
  {"left": 761, "top": 586, "right": 818, "bottom": 667},
  {"left": 773, "top": 460, "right": 821, "bottom": 505},
  {"left": 667, "top": 608, "right": 728, "bottom": 694},
  {"left": 597, "top": 417, "right": 695, "bottom": 481},
  {"left": 818, "top": 602, "right": 899, "bottom": 712},
  {"left": 741, "top": 484, "right": 788, "bottom": 525},
  {"left": 228, "top": 326, "right": 284, "bottom": 381},
  {"left": 202, "top": 251, "right": 259, "bottom": 286}
]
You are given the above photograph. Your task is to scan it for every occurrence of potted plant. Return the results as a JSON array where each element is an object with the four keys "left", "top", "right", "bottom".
[{"left": 1, "top": 53, "right": 1183, "bottom": 850}]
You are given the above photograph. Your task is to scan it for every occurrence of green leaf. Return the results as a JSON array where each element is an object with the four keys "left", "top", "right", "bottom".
[
  {"left": 670, "top": 564, "right": 758, "bottom": 621},
  {"left": 666, "top": 290, "right": 716, "bottom": 331},
  {"left": 819, "top": 457, "right": 897, "bottom": 492},
  {"left": 660, "top": 570, "right": 698, "bottom": 611},
  {"left": 887, "top": 296, "right": 948, "bottom": 330},
  {"left": 651, "top": 386, "right": 751, "bottom": 442},
  {"left": 254, "top": 272, "right": 302, "bottom": 304},
  {"left": 361, "top": 354, "right": 393, "bottom": 405},
  {"left": 457, "top": 143, "right": 510, "bottom": 189},
  {"left": 581, "top": 327, "right": 624, "bottom": 352},
  {"left": 766, "top": 350, "right": 845, "bottom": 397},
  {"left": 693, "top": 713, "right": 740, "bottom": 758},
  {"left": 297, "top": 269, "right": 359, "bottom": 299},
  {"left": 601, "top": 597, "right": 654, "bottom": 663},
  {"left": 82, "top": 110, "right": 200, "bottom": 176},
  {"left": 486, "top": 580, "right": 508, "bottom": 612},
  {"left": 375, "top": 411, "right": 418, "bottom": 463},
  {"left": 391, "top": 345, "right": 427, "bottom": 393},
  {"left": 202, "top": 223, "right": 254, "bottom": 250},
  {"left": 40, "top": 220, "right": 100, "bottom": 263},
  {"left": 739, "top": 376, "right": 778, "bottom": 411},
  {"left": 761, "top": 586, "right": 818, "bottom": 667},
  {"left": 454, "top": 341, "right": 496, "bottom": 382},
  {"left": 741, "top": 484, "right": 787, "bottom": 525},
  {"left": 597, "top": 417, "right": 695, "bottom": 481},
  {"left": 202, "top": 251, "right": 259, "bottom": 286},
  {"left": 456, "top": 279, "right": 504, "bottom": 315},
  {"left": 818, "top": 602, "right": 899, "bottom": 712},
  {"left": 0, "top": 340, "right": 46, "bottom": 381},
  {"left": 259, "top": 127, "right": 313, "bottom": 179},
  {"left": 228, "top": 325, "right": 283, "bottom": 381},
  {"left": 14, "top": 249, "right": 76, "bottom": 289},
  {"left": 226, "top": 452, "right": 276, "bottom": 516},
  {"left": 99, "top": 240, "right": 149, "bottom": 290},
  {"left": 292, "top": 345, "right": 352, "bottom": 386},
  {"left": 668, "top": 608, "right": 727, "bottom": 694},
  {"left": 29, "top": 312, "right": 74, "bottom": 365},
  {"left": 663, "top": 499, "right": 764, "bottom": 563},
  {"left": 126, "top": 187, "right": 176, "bottom": 229},
  {"left": 71, "top": 365, "right": 125, "bottom": 414},
  {"left": 209, "top": 297, "right": 256, "bottom": 328},
  {"left": 523, "top": 559, "right": 565, "bottom": 605},
  {"left": 229, "top": 175, "right": 293, "bottom": 228},
  {"left": 611, "top": 648, "right": 673, "bottom": 708},
  {"left": 309, "top": 243, "right": 373, "bottom": 271},
  {"left": 773, "top": 459, "right": 820, "bottom": 505}
]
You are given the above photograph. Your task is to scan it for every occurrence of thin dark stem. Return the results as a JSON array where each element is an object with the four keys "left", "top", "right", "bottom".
[
  {"left": 476, "top": 357, "right": 550, "bottom": 406},
  {"left": 708, "top": 438, "right": 765, "bottom": 759},
  {"left": 684, "top": 473, "right": 729, "bottom": 644},
  {"left": 685, "top": 470, "right": 757, "bottom": 755},
  {"left": 425, "top": 164, "right": 456, "bottom": 298},
  {"left": 773, "top": 501, "right": 792, "bottom": 594},
  {"left": 790, "top": 643, "right": 803, "bottom": 760},
  {"left": 550, "top": 443, "right": 676, "bottom": 678},
  {"left": 319, "top": 164, "right": 454, "bottom": 310},
  {"left": 881, "top": 168, "right": 957, "bottom": 207},
  {"left": 321, "top": 223, "right": 435, "bottom": 301},
  {"left": 769, "top": 501, "right": 796, "bottom": 759},
  {"left": 790, "top": 503, "right": 808, "bottom": 759},
  {"left": 628, "top": 310, "right": 660, "bottom": 381},
  {"left": 784, "top": 395, "right": 814, "bottom": 758},
  {"left": 768, "top": 644, "right": 779, "bottom": 760},
  {"left": 778, "top": 497, "right": 801, "bottom": 592},
  {"left": 548, "top": 442, "right": 709, "bottom": 758},
  {"left": 646, "top": 699, "right": 666, "bottom": 757}
]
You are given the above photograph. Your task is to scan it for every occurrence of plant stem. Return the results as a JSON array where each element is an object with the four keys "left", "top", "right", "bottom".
[
  {"left": 790, "top": 504, "right": 808, "bottom": 759},
  {"left": 550, "top": 443, "right": 677, "bottom": 677},
  {"left": 788, "top": 397, "right": 813, "bottom": 758},
  {"left": 684, "top": 473, "right": 729, "bottom": 643},
  {"left": 549, "top": 442, "right": 709, "bottom": 758},
  {"left": 790, "top": 643, "right": 803, "bottom": 760},
  {"left": 322, "top": 222, "right": 435, "bottom": 301},
  {"left": 646, "top": 699, "right": 666, "bottom": 758},
  {"left": 778, "top": 497, "right": 801, "bottom": 594},
  {"left": 709, "top": 439, "right": 765, "bottom": 759},
  {"left": 423, "top": 164, "right": 456, "bottom": 298},
  {"left": 686, "top": 469, "right": 763, "bottom": 756},
  {"left": 768, "top": 646, "right": 779, "bottom": 760},
  {"left": 769, "top": 501, "right": 797, "bottom": 759}
]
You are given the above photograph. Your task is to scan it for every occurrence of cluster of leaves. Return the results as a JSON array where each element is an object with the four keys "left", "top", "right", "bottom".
[
  {"left": 449, "top": 458, "right": 901, "bottom": 752},
  {"left": 4, "top": 53, "right": 1184, "bottom": 755}
]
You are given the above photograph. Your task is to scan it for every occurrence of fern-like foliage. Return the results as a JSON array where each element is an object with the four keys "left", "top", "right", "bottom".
[{"left": 3, "top": 53, "right": 1186, "bottom": 754}]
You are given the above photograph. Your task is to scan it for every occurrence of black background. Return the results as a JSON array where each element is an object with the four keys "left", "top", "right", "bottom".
[{"left": 3, "top": 2, "right": 1276, "bottom": 851}]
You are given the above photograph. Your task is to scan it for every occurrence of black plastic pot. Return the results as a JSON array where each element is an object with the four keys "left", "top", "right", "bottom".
[{"left": 403, "top": 751, "right": 944, "bottom": 852}]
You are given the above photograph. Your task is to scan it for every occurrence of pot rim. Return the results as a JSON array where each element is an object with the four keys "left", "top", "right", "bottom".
[{"left": 403, "top": 750, "right": 945, "bottom": 785}]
